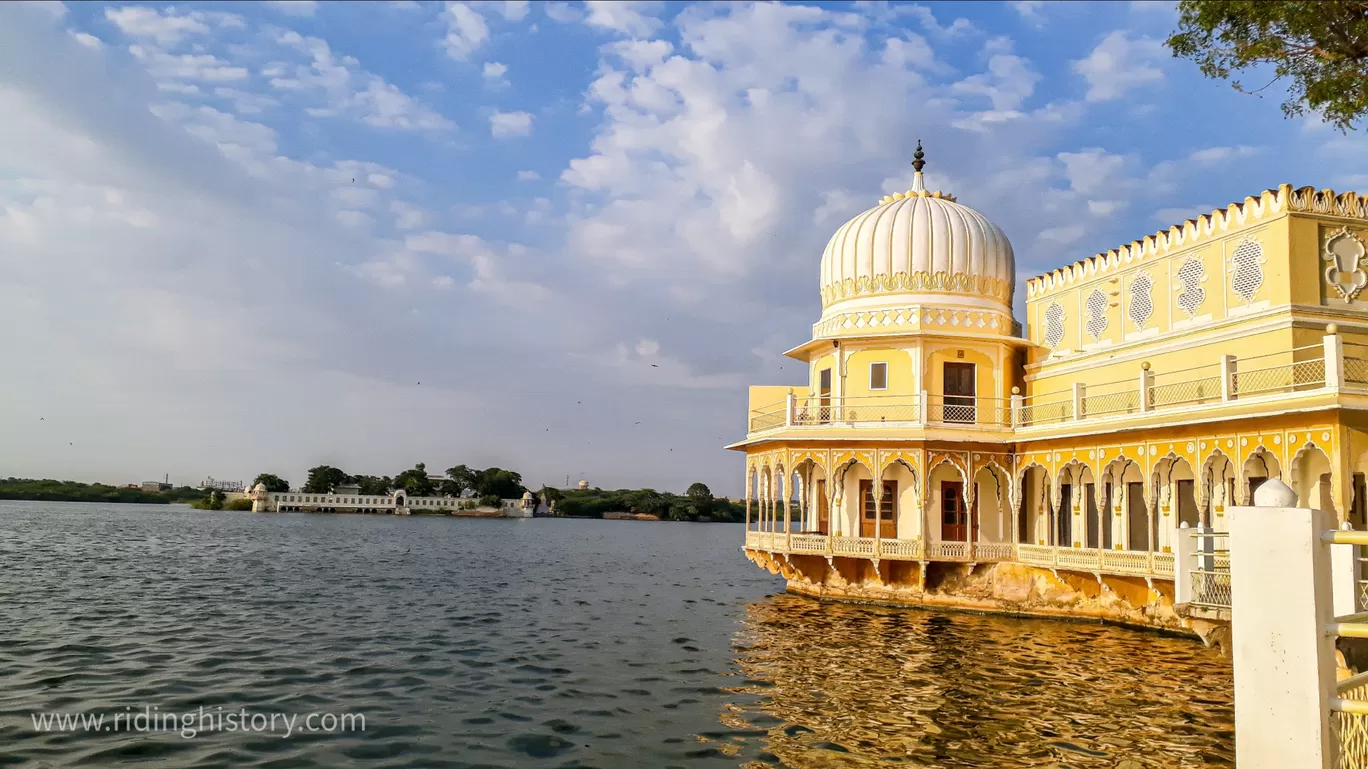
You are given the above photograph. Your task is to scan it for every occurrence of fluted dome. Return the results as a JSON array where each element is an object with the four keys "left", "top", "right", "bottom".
[{"left": 818, "top": 171, "right": 1015, "bottom": 321}]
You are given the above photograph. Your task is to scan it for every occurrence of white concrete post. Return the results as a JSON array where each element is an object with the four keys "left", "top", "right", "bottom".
[
  {"left": 1138, "top": 362, "right": 1154, "bottom": 413},
  {"left": 1010, "top": 388, "right": 1023, "bottom": 427},
  {"left": 1072, "top": 382, "right": 1085, "bottom": 420},
  {"left": 785, "top": 390, "right": 795, "bottom": 427},
  {"left": 1332, "top": 521, "right": 1359, "bottom": 617},
  {"left": 1325, "top": 327, "right": 1344, "bottom": 391},
  {"left": 1220, "top": 354, "right": 1236, "bottom": 401},
  {"left": 1175, "top": 521, "right": 1194, "bottom": 605},
  {"left": 1229, "top": 480, "right": 1336, "bottom": 769}
]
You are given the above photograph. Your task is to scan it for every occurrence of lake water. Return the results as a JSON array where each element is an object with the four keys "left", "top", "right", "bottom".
[{"left": 0, "top": 502, "right": 1233, "bottom": 768}]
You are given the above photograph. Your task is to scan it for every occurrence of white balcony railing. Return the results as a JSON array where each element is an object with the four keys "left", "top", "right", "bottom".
[{"left": 749, "top": 335, "right": 1363, "bottom": 436}]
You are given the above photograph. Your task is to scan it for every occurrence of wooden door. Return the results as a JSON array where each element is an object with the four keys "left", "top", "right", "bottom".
[
  {"left": 816, "top": 479, "right": 828, "bottom": 535},
  {"left": 1126, "top": 481, "right": 1147, "bottom": 551},
  {"left": 943, "top": 362, "right": 976, "bottom": 423},
  {"left": 1176, "top": 479, "right": 1199, "bottom": 528},
  {"left": 941, "top": 481, "right": 968, "bottom": 541},
  {"left": 1058, "top": 484, "right": 1073, "bottom": 546},
  {"left": 860, "top": 480, "right": 897, "bottom": 538},
  {"left": 819, "top": 368, "right": 832, "bottom": 423},
  {"left": 1085, "top": 482, "right": 1099, "bottom": 549}
]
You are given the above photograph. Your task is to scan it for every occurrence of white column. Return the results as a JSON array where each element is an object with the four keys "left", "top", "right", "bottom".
[
  {"left": 1332, "top": 521, "right": 1359, "bottom": 617},
  {"left": 1175, "top": 521, "right": 1194, "bottom": 605},
  {"left": 1220, "top": 354, "right": 1236, "bottom": 401},
  {"left": 1138, "top": 363, "right": 1153, "bottom": 413},
  {"left": 1325, "top": 326, "right": 1344, "bottom": 391},
  {"left": 919, "top": 389, "right": 929, "bottom": 423},
  {"left": 785, "top": 390, "right": 795, "bottom": 427},
  {"left": 1229, "top": 482, "right": 1335, "bottom": 769},
  {"left": 1010, "top": 387, "right": 1023, "bottom": 428},
  {"left": 744, "top": 468, "right": 752, "bottom": 532}
]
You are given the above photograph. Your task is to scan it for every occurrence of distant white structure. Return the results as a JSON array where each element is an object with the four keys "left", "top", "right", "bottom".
[
  {"left": 577, "top": 479, "right": 588, "bottom": 490},
  {"left": 249, "top": 484, "right": 534, "bottom": 517}
]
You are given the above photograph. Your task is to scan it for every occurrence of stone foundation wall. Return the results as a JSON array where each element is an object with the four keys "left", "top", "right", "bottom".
[{"left": 746, "top": 549, "right": 1206, "bottom": 639}]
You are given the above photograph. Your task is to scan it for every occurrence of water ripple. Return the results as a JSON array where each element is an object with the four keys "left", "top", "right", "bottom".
[{"left": 0, "top": 501, "right": 1231, "bottom": 768}]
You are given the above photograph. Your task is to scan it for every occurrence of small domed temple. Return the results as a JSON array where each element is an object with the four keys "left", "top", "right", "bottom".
[{"left": 730, "top": 144, "right": 1368, "bottom": 635}]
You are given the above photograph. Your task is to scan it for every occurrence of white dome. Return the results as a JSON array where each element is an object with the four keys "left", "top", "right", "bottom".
[{"left": 818, "top": 172, "right": 1015, "bottom": 318}]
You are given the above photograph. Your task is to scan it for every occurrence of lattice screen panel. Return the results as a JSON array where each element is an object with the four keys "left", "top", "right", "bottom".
[{"left": 1129, "top": 273, "right": 1153, "bottom": 329}]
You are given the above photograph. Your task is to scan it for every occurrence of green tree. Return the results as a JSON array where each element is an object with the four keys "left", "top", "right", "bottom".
[
  {"left": 474, "top": 467, "right": 525, "bottom": 499},
  {"left": 442, "top": 464, "right": 476, "bottom": 497},
  {"left": 302, "top": 465, "right": 350, "bottom": 493},
  {"left": 252, "top": 473, "right": 290, "bottom": 492},
  {"left": 394, "top": 463, "right": 435, "bottom": 497},
  {"left": 686, "top": 482, "right": 714, "bottom": 519},
  {"left": 1167, "top": 1, "right": 1368, "bottom": 131},
  {"left": 538, "top": 485, "right": 562, "bottom": 511},
  {"left": 354, "top": 475, "right": 392, "bottom": 495}
]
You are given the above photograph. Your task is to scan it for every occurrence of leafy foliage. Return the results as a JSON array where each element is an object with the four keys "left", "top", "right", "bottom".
[
  {"left": 0, "top": 478, "right": 203, "bottom": 504},
  {"left": 554, "top": 484, "right": 742, "bottom": 522},
  {"left": 477, "top": 494, "right": 503, "bottom": 508},
  {"left": 252, "top": 473, "right": 290, "bottom": 492},
  {"left": 302, "top": 465, "right": 350, "bottom": 493},
  {"left": 353, "top": 475, "right": 393, "bottom": 495},
  {"left": 394, "top": 463, "right": 436, "bottom": 497},
  {"left": 1167, "top": 1, "right": 1368, "bottom": 130}
]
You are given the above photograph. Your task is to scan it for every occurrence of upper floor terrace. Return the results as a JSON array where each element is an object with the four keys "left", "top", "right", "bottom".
[{"left": 738, "top": 328, "right": 1368, "bottom": 444}]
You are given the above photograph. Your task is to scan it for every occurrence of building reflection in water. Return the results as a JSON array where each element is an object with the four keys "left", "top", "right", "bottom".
[{"left": 717, "top": 594, "right": 1233, "bottom": 768}]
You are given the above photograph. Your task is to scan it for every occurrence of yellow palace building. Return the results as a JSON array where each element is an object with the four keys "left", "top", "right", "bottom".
[{"left": 730, "top": 144, "right": 1368, "bottom": 635}]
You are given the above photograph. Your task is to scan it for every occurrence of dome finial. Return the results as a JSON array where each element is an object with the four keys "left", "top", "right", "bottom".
[{"left": 911, "top": 139, "right": 925, "bottom": 173}]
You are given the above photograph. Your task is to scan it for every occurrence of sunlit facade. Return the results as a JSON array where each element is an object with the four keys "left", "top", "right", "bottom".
[{"left": 729, "top": 147, "right": 1368, "bottom": 633}]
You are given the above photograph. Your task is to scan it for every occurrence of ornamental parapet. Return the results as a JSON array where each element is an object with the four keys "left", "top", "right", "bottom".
[{"left": 743, "top": 531, "right": 1175, "bottom": 580}]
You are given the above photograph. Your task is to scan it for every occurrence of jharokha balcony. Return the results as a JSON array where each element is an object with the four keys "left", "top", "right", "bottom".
[{"left": 744, "top": 333, "right": 1367, "bottom": 440}]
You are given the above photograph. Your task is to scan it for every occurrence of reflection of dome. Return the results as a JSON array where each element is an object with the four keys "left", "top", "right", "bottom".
[{"left": 817, "top": 146, "right": 1015, "bottom": 324}]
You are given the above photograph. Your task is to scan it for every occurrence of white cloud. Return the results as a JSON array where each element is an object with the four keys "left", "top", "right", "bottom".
[
  {"left": 70, "top": 31, "right": 102, "bottom": 48},
  {"left": 443, "top": 3, "right": 489, "bottom": 60},
  {"left": 482, "top": 60, "right": 509, "bottom": 86},
  {"left": 1072, "top": 30, "right": 1166, "bottom": 102},
  {"left": 270, "top": 31, "right": 453, "bottom": 131},
  {"left": 543, "top": 2, "right": 581, "bottom": 23},
  {"left": 212, "top": 87, "right": 279, "bottom": 115},
  {"left": 1154, "top": 204, "right": 1216, "bottom": 224},
  {"left": 129, "top": 46, "right": 249, "bottom": 82},
  {"left": 1008, "top": 1, "right": 1047, "bottom": 24},
  {"left": 105, "top": 6, "right": 208, "bottom": 45},
  {"left": 261, "top": 1, "right": 318, "bottom": 17},
  {"left": 952, "top": 39, "right": 1041, "bottom": 111},
  {"left": 1188, "top": 145, "right": 1260, "bottom": 166},
  {"left": 489, "top": 109, "right": 532, "bottom": 138},
  {"left": 516, "top": 169, "right": 540, "bottom": 181},
  {"left": 390, "top": 201, "right": 425, "bottom": 229},
  {"left": 1037, "top": 224, "right": 1086, "bottom": 246},
  {"left": 583, "top": 0, "right": 663, "bottom": 37},
  {"left": 367, "top": 172, "right": 394, "bottom": 188}
]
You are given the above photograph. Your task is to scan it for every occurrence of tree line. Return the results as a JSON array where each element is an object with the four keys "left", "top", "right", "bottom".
[
  {"left": 250, "top": 468, "right": 744, "bottom": 522},
  {"left": 549, "top": 482, "right": 744, "bottom": 523},
  {"left": 0, "top": 478, "right": 204, "bottom": 505},
  {"left": 252, "top": 463, "right": 527, "bottom": 509}
]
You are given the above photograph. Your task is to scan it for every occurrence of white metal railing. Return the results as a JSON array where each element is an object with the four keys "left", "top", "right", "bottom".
[
  {"left": 924, "top": 395, "right": 1012, "bottom": 427},
  {"left": 791, "top": 394, "right": 920, "bottom": 425},
  {"left": 747, "top": 336, "right": 1351, "bottom": 436},
  {"left": 1188, "top": 529, "right": 1231, "bottom": 609},
  {"left": 748, "top": 400, "right": 787, "bottom": 432},
  {"left": 1323, "top": 529, "right": 1368, "bottom": 768}
]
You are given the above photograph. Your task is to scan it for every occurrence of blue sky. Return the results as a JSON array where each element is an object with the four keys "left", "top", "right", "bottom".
[{"left": 1, "top": 0, "right": 1364, "bottom": 495}]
